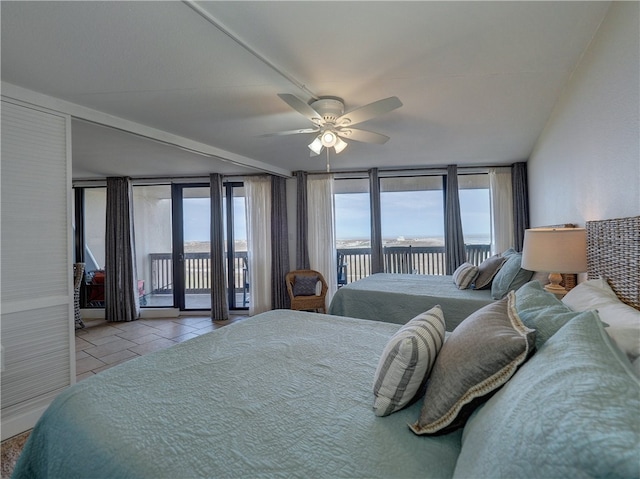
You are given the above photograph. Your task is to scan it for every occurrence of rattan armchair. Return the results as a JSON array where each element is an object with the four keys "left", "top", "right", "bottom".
[{"left": 285, "top": 269, "right": 328, "bottom": 313}]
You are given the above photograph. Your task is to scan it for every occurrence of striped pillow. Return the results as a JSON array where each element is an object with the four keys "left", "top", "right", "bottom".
[
  {"left": 373, "top": 306, "right": 446, "bottom": 417},
  {"left": 453, "top": 262, "right": 479, "bottom": 289}
]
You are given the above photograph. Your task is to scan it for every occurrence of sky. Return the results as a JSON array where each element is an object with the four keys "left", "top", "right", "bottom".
[
  {"left": 183, "top": 189, "right": 491, "bottom": 242},
  {"left": 334, "top": 189, "right": 491, "bottom": 240}
]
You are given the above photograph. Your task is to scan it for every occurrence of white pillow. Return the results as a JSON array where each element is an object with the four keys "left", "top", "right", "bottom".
[
  {"left": 563, "top": 278, "right": 640, "bottom": 362},
  {"left": 372, "top": 305, "right": 446, "bottom": 417}
]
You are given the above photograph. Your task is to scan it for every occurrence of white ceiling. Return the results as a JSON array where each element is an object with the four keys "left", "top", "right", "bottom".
[{"left": 1, "top": 1, "right": 610, "bottom": 179}]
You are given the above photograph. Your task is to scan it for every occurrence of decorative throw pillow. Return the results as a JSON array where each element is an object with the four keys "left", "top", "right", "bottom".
[
  {"left": 453, "top": 310, "right": 640, "bottom": 479},
  {"left": 473, "top": 255, "right": 507, "bottom": 290},
  {"left": 292, "top": 275, "right": 319, "bottom": 296},
  {"left": 452, "top": 262, "right": 479, "bottom": 290},
  {"left": 410, "top": 293, "right": 535, "bottom": 435},
  {"left": 373, "top": 306, "right": 446, "bottom": 417},
  {"left": 562, "top": 278, "right": 640, "bottom": 362},
  {"left": 514, "top": 280, "right": 586, "bottom": 350},
  {"left": 490, "top": 252, "right": 533, "bottom": 299}
]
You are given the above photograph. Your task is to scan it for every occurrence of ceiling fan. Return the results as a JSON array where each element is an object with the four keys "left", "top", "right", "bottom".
[{"left": 265, "top": 94, "right": 402, "bottom": 156}]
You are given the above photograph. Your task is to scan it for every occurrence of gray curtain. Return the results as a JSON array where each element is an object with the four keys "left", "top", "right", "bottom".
[
  {"left": 271, "top": 175, "right": 290, "bottom": 309},
  {"left": 105, "top": 177, "right": 139, "bottom": 322},
  {"left": 295, "top": 171, "right": 310, "bottom": 270},
  {"left": 511, "top": 162, "right": 529, "bottom": 252},
  {"left": 210, "top": 173, "right": 229, "bottom": 320},
  {"left": 444, "top": 165, "right": 466, "bottom": 275},
  {"left": 369, "top": 168, "right": 384, "bottom": 274}
]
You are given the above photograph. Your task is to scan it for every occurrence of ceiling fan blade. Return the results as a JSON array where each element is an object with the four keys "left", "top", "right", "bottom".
[
  {"left": 336, "top": 96, "right": 402, "bottom": 127},
  {"left": 259, "top": 128, "right": 318, "bottom": 137},
  {"left": 337, "top": 128, "right": 390, "bottom": 144},
  {"left": 278, "top": 94, "right": 323, "bottom": 124}
]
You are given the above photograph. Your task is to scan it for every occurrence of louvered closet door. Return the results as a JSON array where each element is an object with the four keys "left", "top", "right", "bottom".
[{"left": 1, "top": 99, "right": 72, "bottom": 440}]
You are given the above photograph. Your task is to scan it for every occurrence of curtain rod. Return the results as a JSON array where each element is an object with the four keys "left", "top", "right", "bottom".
[{"left": 317, "top": 164, "right": 515, "bottom": 179}]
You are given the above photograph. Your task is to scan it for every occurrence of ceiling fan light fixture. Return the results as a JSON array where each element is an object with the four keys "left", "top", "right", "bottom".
[
  {"left": 321, "top": 130, "right": 337, "bottom": 147},
  {"left": 334, "top": 137, "right": 348, "bottom": 154},
  {"left": 308, "top": 136, "right": 323, "bottom": 155}
]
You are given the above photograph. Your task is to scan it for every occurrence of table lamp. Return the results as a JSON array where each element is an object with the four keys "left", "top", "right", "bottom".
[{"left": 521, "top": 227, "right": 587, "bottom": 295}]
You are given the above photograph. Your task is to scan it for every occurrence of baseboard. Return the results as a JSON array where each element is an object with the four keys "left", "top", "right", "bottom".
[
  {"left": 80, "top": 308, "right": 182, "bottom": 319},
  {"left": 1, "top": 402, "right": 50, "bottom": 441}
]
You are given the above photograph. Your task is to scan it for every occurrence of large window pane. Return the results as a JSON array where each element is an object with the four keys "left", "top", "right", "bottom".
[
  {"left": 84, "top": 187, "right": 106, "bottom": 307},
  {"left": 223, "top": 184, "right": 249, "bottom": 309},
  {"left": 183, "top": 187, "right": 211, "bottom": 310},
  {"left": 380, "top": 176, "right": 445, "bottom": 274},
  {"left": 133, "top": 185, "right": 172, "bottom": 307},
  {"left": 458, "top": 174, "right": 491, "bottom": 265},
  {"left": 334, "top": 178, "right": 371, "bottom": 284}
]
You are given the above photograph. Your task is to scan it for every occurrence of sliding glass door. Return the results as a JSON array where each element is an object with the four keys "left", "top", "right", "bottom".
[
  {"left": 172, "top": 184, "right": 211, "bottom": 310},
  {"left": 222, "top": 182, "right": 248, "bottom": 309},
  {"left": 172, "top": 182, "right": 247, "bottom": 311},
  {"left": 75, "top": 180, "right": 247, "bottom": 311}
]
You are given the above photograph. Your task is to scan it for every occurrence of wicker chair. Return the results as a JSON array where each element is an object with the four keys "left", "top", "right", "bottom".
[{"left": 285, "top": 270, "right": 328, "bottom": 313}]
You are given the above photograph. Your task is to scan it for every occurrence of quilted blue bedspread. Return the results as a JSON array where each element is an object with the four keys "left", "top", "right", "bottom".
[
  {"left": 329, "top": 274, "right": 494, "bottom": 330},
  {"left": 13, "top": 311, "right": 462, "bottom": 479}
]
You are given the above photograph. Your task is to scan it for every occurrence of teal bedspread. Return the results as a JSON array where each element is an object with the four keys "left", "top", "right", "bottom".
[
  {"left": 13, "top": 311, "right": 462, "bottom": 479},
  {"left": 329, "top": 274, "right": 494, "bottom": 330}
]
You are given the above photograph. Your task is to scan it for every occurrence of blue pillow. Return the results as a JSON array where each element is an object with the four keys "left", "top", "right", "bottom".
[
  {"left": 454, "top": 310, "right": 640, "bottom": 479},
  {"left": 491, "top": 253, "right": 533, "bottom": 300},
  {"left": 514, "top": 281, "right": 582, "bottom": 350}
]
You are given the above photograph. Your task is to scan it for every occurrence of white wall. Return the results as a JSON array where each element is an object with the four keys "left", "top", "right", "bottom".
[{"left": 528, "top": 2, "right": 639, "bottom": 227}]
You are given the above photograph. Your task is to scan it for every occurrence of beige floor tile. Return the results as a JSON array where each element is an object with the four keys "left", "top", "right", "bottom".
[
  {"left": 99, "top": 349, "right": 139, "bottom": 365},
  {"left": 80, "top": 326, "right": 127, "bottom": 342},
  {"left": 76, "top": 350, "right": 90, "bottom": 360},
  {"left": 87, "top": 334, "right": 123, "bottom": 347},
  {"left": 128, "top": 333, "right": 165, "bottom": 345},
  {"left": 83, "top": 338, "right": 138, "bottom": 359},
  {"left": 75, "top": 337, "right": 93, "bottom": 351},
  {"left": 129, "top": 338, "right": 177, "bottom": 356},
  {"left": 173, "top": 332, "right": 201, "bottom": 343},
  {"left": 115, "top": 324, "right": 163, "bottom": 340},
  {"left": 76, "top": 355, "right": 107, "bottom": 375},
  {"left": 146, "top": 324, "right": 199, "bottom": 340},
  {"left": 75, "top": 313, "right": 249, "bottom": 377},
  {"left": 76, "top": 371, "right": 96, "bottom": 382}
]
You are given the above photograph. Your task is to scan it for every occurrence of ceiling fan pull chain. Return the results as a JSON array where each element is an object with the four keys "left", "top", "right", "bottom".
[{"left": 326, "top": 149, "right": 331, "bottom": 172}]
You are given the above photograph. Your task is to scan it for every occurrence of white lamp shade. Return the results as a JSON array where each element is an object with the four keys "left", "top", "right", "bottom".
[
  {"left": 308, "top": 136, "right": 323, "bottom": 155},
  {"left": 521, "top": 228, "right": 587, "bottom": 273},
  {"left": 334, "top": 136, "right": 348, "bottom": 154}
]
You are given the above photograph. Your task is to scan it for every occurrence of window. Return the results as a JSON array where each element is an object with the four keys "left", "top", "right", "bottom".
[
  {"left": 458, "top": 174, "right": 492, "bottom": 265},
  {"left": 380, "top": 176, "right": 445, "bottom": 247},
  {"left": 222, "top": 183, "right": 249, "bottom": 309},
  {"left": 333, "top": 172, "right": 492, "bottom": 282},
  {"left": 380, "top": 176, "right": 445, "bottom": 274},
  {"left": 334, "top": 178, "right": 371, "bottom": 284},
  {"left": 334, "top": 178, "right": 371, "bottom": 248},
  {"left": 133, "top": 185, "right": 172, "bottom": 307}
]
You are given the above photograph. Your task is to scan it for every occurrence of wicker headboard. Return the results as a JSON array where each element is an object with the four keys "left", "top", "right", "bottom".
[{"left": 586, "top": 216, "right": 640, "bottom": 310}]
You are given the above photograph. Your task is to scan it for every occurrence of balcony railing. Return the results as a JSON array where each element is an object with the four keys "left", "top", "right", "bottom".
[
  {"left": 149, "top": 244, "right": 491, "bottom": 293},
  {"left": 338, "top": 244, "right": 491, "bottom": 284},
  {"left": 149, "top": 251, "right": 247, "bottom": 294}
]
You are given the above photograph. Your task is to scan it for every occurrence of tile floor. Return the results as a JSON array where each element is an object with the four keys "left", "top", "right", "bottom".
[{"left": 75, "top": 314, "right": 249, "bottom": 382}]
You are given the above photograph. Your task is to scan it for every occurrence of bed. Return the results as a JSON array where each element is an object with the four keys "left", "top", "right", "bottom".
[
  {"left": 328, "top": 273, "right": 495, "bottom": 330},
  {"left": 12, "top": 216, "right": 640, "bottom": 479},
  {"left": 13, "top": 310, "right": 462, "bottom": 479}
]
